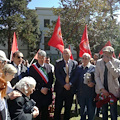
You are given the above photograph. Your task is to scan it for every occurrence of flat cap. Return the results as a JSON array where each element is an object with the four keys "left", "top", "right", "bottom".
[{"left": 102, "top": 46, "right": 114, "bottom": 53}]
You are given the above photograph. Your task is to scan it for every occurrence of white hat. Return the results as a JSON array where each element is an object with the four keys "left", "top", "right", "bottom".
[
  {"left": 103, "top": 46, "right": 114, "bottom": 53},
  {"left": 0, "top": 50, "right": 10, "bottom": 62}
]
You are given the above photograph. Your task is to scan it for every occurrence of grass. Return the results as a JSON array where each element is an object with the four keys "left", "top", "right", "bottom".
[
  {"left": 69, "top": 101, "right": 120, "bottom": 120},
  {"left": 49, "top": 94, "right": 120, "bottom": 120}
]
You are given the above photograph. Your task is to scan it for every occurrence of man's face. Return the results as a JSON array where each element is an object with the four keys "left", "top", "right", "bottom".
[
  {"left": 13, "top": 53, "right": 24, "bottom": 65},
  {"left": 103, "top": 51, "right": 112, "bottom": 58},
  {"left": 37, "top": 55, "right": 45, "bottom": 65},
  {"left": 63, "top": 50, "right": 70, "bottom": 62},
  {"left": 94, "top": 55, "right": 99, "bottom": 60},
  {"left": 82, "top": 56, "right": 90, "bottom": 66},
  {"left": 45, "top": 58, "right": 50, "bottom": 64}
]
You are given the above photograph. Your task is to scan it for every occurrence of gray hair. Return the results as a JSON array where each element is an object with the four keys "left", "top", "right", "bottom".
[
  {"left": 14, "top": 76, "right": 36, "bottom": 95},
  {"left": 38, "top": 50, "right": 46, "bottom": 57},
  {"left": 3, "top": 64, "right": 17, "bottom": 75},
  {"left": 82, "top": 53, "right": 91, "bottom": 59}
]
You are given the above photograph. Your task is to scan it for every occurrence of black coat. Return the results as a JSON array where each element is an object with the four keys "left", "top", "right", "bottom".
[
  {"left": 54, "top": 59, "right": 78, "bottom": 95},
  {"left": 29, "top": 62, "right": 53, "bottom": 108},
  {"left": 10, "top": 62, "right": 28, "bottom": 87},
  {"left": 7, "top": 90, "right": 33, "bottom": 120}
]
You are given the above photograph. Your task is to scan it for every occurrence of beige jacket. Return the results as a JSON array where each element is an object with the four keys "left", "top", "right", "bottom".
[{"left": 95, "top": 58, "right": 120, "bottom": 98}]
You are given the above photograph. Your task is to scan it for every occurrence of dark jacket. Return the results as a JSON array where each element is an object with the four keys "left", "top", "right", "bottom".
[
  {"left": 10, "top": 62, "right": 28, "bottom": 87},
  {"left": 7, "top": 90, "right": 33, "bottom": 120},
  {"left": 73, "top": 64, "right": 96, "bottom": 98},
  {"left": 29, "top": 62, "right": 53, "bottom": 108},
  {"left": 54, "top": 59, "right": 78, "bottom": 95}
]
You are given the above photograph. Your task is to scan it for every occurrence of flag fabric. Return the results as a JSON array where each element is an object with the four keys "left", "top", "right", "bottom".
[
  {"left": 99, "top": 41, "right": 111, "bottom": 55},
  {"left": 34, "top": 49, "right": 40, "bottom": 60},
  {"left": 29, "top": 49, "right": 41, "bottom": 67},
  {"left": 119, "top": 53, "right": 120, "bottom": 58},
  {"left": 10, "top": 32, "right": 18, "bottom": 61},
  {"left": 99, "top": 41, "right": 116, "bottom": 58},
  {"left": 68, "top": 45, "right": 74, "bottom": 60},
  {"left": 48, "top": 16, "right": 64, "bottom": 53},
  {"left": 79, "top": 25, "right": 92, "bottom": 57}
]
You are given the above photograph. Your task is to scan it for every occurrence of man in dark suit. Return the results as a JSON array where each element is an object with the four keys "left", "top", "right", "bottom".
[
  {"left": 10, "top": 51, "right": 28, "bottom": 86},
  {"left": 54, "top": 48, "right": 78, "bottom": 120},
  {"left": 29, "top": 50, "right": 53, "bottom": 120}
]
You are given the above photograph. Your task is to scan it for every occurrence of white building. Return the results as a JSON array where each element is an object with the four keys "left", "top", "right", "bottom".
[{"left": 0, "top": 7, "right": 77, "bottom": 63}]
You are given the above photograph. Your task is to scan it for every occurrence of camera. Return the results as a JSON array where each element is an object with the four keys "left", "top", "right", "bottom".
[{"left": 23, "top": 99, "right": 36, "bottom": 113}]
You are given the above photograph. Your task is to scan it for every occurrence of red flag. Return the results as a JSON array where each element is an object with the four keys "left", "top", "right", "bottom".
[
  {"left": 119, "top": 53, "right": 120, "bottom": 58},
  {"left": 10, "top": 32, "right": 18, "bottom": 61},
  {"left": 34, "top": 49, "right": 40, "bottom": 60},
  {"left": 99, "top": 41, "right": 116, "bottom": 58},
  {"left": 48, "top": 16, "right": 64, "bottom": 53},
  {"left": 29, "top": 49, "right": 40, "bottom": 66},
  {"left": 79, "top": 25, "right": 92, "bottom": 57},
  {"left": 68, "top": 45, "right": 74, "bottom": 60}
]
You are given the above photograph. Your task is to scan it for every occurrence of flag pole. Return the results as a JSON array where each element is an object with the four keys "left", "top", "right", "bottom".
[
  {"left": 10, "top": 51, "right": 12, "bottom": 62},
  {"left": 29, "top": 58, "right": 35, "bottom": 67}
]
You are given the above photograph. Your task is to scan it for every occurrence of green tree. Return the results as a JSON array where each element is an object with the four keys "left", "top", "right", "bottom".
[
  {"left": 47, "top": 0, "right": 120, "bottom": 59},
  {"left": 0, "top": 0, "right": 41, "bottom": 58}
]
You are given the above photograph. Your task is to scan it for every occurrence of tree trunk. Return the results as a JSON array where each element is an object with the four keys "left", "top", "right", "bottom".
[{"left": 8, "top": 30, "right": 11, "bottom": 59}]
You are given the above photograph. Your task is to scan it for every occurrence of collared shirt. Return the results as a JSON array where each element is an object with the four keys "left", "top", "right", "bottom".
[
  {"left": 13, "top": 62, "right": 21, "bottom": 76},
  {"left": 81, "top": 62, "right": 91, "bottom": 69}
]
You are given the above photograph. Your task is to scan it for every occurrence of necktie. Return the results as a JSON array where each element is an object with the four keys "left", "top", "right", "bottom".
[
  {"left": 65, "top": 62, "right": 69, "bottom": 83},
  {"left": 16, "top": 65, "right": 21, "bottom": 80},
  {"left": 104, "top": 64, "right": 108, "bottom": 91}
]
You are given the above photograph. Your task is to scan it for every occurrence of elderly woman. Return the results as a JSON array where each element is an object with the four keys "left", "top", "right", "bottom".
[{"left": 7, "top": 76, "right": 39, "bottom": 120}]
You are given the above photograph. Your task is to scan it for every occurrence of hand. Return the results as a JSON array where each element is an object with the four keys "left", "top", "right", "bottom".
[
  {"left": 103, "top": 55, "right": 109, "bottom": 63},
  {"left": 8, "top": 90, "right": 22, "bottom": 100},
  {"left": 101, "top": 88, "right": 109, "bottom": 97},
  {"left": 87, "top": 82, "right": 95, "bottom": 87},
  {"left": 64, "top": 84, "right": 70, "bottom": 90},
  {"left": 41, "top": 87, "right": 48, "bottom": 95},
  {"left": 32, "top": 106, "right": 39, "bottom": 118}
]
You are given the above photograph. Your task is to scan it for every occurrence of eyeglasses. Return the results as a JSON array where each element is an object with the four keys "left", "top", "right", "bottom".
[
  {"left": 17, "top": 56, "right": 24, "bottom": 59},
  {"left": 82, "top": 58, "right": 88, "bottom": 60}
]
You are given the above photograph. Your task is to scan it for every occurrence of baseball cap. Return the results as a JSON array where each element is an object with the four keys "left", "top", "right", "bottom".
[
  {"left": 0, "top": 50, "right": 10, "bottom": 62},
  {"left": 102, "top": 46, "right": 114, "bottom": 53}
]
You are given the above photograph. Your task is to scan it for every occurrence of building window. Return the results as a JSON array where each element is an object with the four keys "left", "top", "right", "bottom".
[
  {"left": 44, "top": 37, "right": 50, "bottom": 50},
  {"left": 44, "top": 19, "right": 50, "bottom": 27}
]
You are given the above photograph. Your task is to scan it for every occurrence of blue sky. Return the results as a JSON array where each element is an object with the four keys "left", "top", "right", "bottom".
[
  {"left": 27, "top": 0, "right": 60, "bottom": 9},
  {"left": 28, "top": 0, "right": 120, "bottom": 22}
]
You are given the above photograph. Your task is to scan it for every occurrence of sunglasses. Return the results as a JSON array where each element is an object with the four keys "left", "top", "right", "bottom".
[{"left": 17, "top": 56, "right": 24, "bottom": 59}]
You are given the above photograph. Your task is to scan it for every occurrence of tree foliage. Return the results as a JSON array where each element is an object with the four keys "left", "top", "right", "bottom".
[
  {"left": 47, "top": 0, "right": 120, "bottom": 58},
  {"left": 0, "top": 0, "right": 41, "bottom": 58}
]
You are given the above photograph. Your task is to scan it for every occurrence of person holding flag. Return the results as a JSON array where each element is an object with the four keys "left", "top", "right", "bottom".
[
  {"left": 29, "top": 50, "right": 54, "bottom": 120},
  {"left": 95, "top": 46, "right": 120, "bottom": 120}
]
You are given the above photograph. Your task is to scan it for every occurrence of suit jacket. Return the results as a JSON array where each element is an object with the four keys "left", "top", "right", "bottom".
[
  {"left": 54, "top": 59, "right": 78, "bottom": 95},
  {"left": 10, "top": 62, "right": 28, "bottom": 87},
  {"left": 7, "top": 90, "right": 33, "bottom": 120},
  {"left": 95, "top": 58, "right": 120, "bottom": 98},
  {"left": 29, "top": 62, "right": 53, "bottom": 107}
]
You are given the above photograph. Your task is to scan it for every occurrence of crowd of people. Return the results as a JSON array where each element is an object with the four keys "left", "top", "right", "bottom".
[{"left": 0, "top": 46, "right": 120, "bottom": 120}]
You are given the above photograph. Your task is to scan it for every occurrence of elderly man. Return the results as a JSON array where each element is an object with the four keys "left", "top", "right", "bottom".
[
  {"left": 71, "top": 53, "right": 96, "bottom": 120},
  {"left": 54, "top": 48, "right": 78, "bottom": 120},
  {"left": 10, "top": 51, "right": 28, "bottom": 86},
  {"left": 95, "top": 46, "right": 120, "bottom": 120},
  {"left": 29, "top": 50, "right": 53, "bottom": 120}
]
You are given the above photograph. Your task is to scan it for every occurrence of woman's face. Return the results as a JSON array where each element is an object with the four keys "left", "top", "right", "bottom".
[
  {"left": 26, "top": 86, "right": 35, "bottom": 97},
  {"left": 5, "top": 73, "right": 15, "bottom": 82}
]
